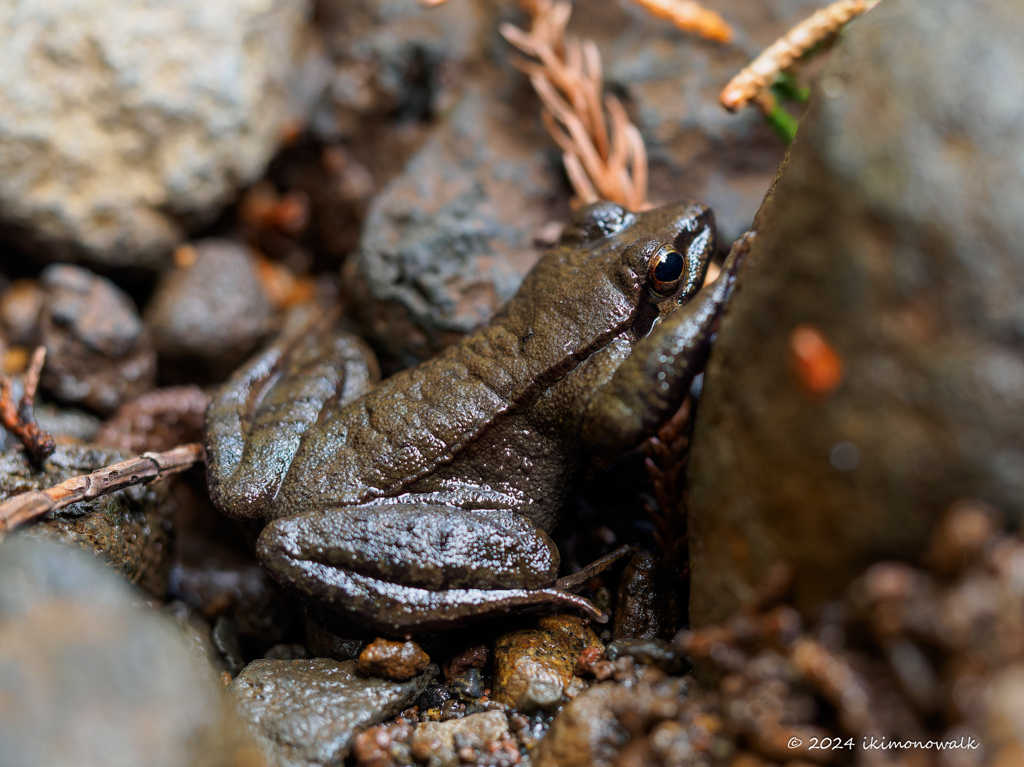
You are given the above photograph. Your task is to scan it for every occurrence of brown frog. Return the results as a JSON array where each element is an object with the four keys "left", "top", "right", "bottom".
[{"left": 205, "top": 201, "right": 746, "bottom": 635}]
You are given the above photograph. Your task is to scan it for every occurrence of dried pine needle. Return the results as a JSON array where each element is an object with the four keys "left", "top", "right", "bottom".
[
  {"left": 720, "top": 0, "right": 882, "bottom": 114},
  {"left": 502, "top": 0, "right": 651, "bottom": 210},
  {"left": 630, "top": 0, "right": 733, "bottom": 43}
]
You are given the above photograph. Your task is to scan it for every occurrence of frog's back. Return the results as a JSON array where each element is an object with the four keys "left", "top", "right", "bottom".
[{"left": 270, "top": 230, "right": 640, "bottom": 518}]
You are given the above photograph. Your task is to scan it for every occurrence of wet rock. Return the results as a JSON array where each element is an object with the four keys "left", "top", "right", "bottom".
[
  {"left": 450, "top": 668, "right": 484, "bottom": 701},
  {"left": 493, "top": 614, "right": 602, "bottom": 712},
  {"left": 264, "top": 644, "right": 310, "bottom": 661},
  {"left": 145, "top": 241, "right": 274, "bottom": 377},
  {"left": 606, "top": 638, "right": 687, "bottom": 676},
  {"left": 305, "top": 618, "right": 366, "bottom": 661},
  {"left": 213, "top": 616, "right": 247, "bottom": 677},
  {"left": 532, "top": 676, "right": 692, "bottom": 767},
  {"left": 443, "top": 643, "right": 488, "bottom": 683},
  {"left": 612, "top": 550, "right": 683, "bottom": 640},
  {"left": 166, "top": 599, "right": 235, "bottom": 681},
  {"left": 357, "top": 637, "right": 431, "bottom": 681},
  {"left": 32, "top": 403, "right": 101, "bottom": 444},
  {"left": 38, "top": 264, "right": 156, "bottom": 413},
  {"left": 94, "top": 385, "right": 210, "bottom": 454},
  {"left": 2, "top": 443, "right": 174, "bottom": 597},
  {"left": 409, "top": 711, "right": 510, "bottom": 767},
  {"left": 352, "top": 720, "right": 416, "bottom": 767},
  {"left": 689, "top": 0, "right": 1024, "bottom": 624},
  {"left": 168, "top": 559, "right": 296, "bottom": 650},
  {"left": 0, "top": 0, "right": 316, "bottom": 267},
  {"left": 417, "top": 682, "right": 452, "bottom": 713},
  {"left": 227, "top": 658, "right": 434, "bottom": 767},
  {"left": 346, "top": 80, "right": 565, "bottom": 366},
  {"left": 0, "top": 537, "right": 256, "bottom": 767}
]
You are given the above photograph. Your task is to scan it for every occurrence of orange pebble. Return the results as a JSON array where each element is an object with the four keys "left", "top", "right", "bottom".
[{"left": 789, "top": 324, "right": 843, "bottom": 394}]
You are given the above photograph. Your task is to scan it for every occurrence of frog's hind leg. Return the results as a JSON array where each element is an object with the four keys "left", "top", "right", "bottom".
[
  {"left": 256, "top": 504, "right": 609, "bottom": 634},
  {"left": 205, "top": 311, "right": 379, "bottom": 520}
]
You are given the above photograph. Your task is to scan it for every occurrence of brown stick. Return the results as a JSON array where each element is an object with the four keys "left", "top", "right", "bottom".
[
  {"left": 0, "top": 346, "right": 55, "bottom": 463},
  {"left": 0, "top": 442, "right": 205, "bottom": 540}
]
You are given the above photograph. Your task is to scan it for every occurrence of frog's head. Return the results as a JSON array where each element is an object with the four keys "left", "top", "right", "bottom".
[{"left": 502, "top": 200, "right": 716, "bottom": 372}]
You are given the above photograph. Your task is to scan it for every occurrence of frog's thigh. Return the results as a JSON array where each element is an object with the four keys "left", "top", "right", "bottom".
[{"left": 256, "top": 505, "right": 603, "bottom": 633}]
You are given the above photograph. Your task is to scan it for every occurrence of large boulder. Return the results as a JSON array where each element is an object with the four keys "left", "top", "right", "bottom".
[
  {"left": 0, "top": 0, "right": 315, "bottom": 267},
  {"left": 688, "top": 0, "right": 1024, "bottom": 624}
]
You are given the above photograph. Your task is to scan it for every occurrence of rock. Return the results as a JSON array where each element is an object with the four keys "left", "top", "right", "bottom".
[
  {"left": 304, "top": 619, "right": 366, "bottom": 661},
  {"left": 612, "top": 550, "right": 683, "bottom": 640},
  {"left": 345, "top": 80, "right": 565, "bottom": 367},
  {"left": 0, "top": 537, "right": 256, "bottom": 767},
  {"left": 688, "top": 0, "right": 1024, "bottom": 624},
  {"left": 409, "top": 711, "right": 510, "bottom": 767},
  {"left": 493, "top": 614, "right": 603, "bottom": 713},
  {"left": 168, "top": 559, "right": 296, "bottom": 650},
  {"left": 443, "top": 643, "right": 488, "bottom": 683},
  {"left": 357, "top": 637, "right": 431, "bottom": 681},
  {"left": 2, "top": 443, "right": 174, "bottom": 597},
  {"left": 352, "top": 720, "right": 416, "bottom": 767},
  {"left": 145, "top": 240, "right": 274, "bottom": 377},
  {"left": 416, "top": 683, "right": 451, "bottom": 713},
  {"left": 312, "top": 0, "right": 496, "bottom": 141},
  {"left": 38, "top": 264, "right": 156, "bottom": 413},
  {"left": 450, "top": 668, "right": 484, "bottom": 701},
  {"left": 605, "top": 638, "right": 687, "bottom": 676},
  {"left": 227, "top": 658, "right": 434, "bottom": 767},
  {"left": 94, "top": 385, "right": 210, "bottom": 454},
  {"left": 32, "top": 403, "right": 101, "bottom": 444},
  {"left": 532, "top": 676, "right": 692, "bottom": 767},
  {"left": 0, "top": 279, "right": 43, "bottom": 345},
  {"left": 0, "top": 0, "right": 315, "bottom": 267}
]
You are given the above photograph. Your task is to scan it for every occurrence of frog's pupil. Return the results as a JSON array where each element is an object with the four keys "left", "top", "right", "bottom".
[{"left": 655, "top": 250, "right": 684, "bottom": 283}]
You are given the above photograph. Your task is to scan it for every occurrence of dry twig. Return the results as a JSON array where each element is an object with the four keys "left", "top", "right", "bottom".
[
  {"left": 630, "top": 0, "right": 732, "bottom": 43},
  {"left": 0, "top": 442, "right": 204, "bottom": 541},
  {"left": 0, "top": 346, "right": 55, "bottom": 463},
  {"left": 720, "top": 0, "right": 882, "bottom": 114}
]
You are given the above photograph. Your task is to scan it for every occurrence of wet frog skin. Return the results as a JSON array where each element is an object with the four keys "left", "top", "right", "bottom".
[{"left": 205, "top": 201, "right": 745, "bottom": 635}]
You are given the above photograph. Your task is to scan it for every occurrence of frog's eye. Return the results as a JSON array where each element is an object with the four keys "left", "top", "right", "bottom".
[{"left": 647, "top": 245, "right": 686, "bottom": 297}]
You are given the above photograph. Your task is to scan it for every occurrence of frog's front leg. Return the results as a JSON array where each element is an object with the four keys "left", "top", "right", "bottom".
[
  {"left": 257, "top": 504, "right": 607, "bottom": 635},
  {"left": 581, "top": 232, "right": 754, "bottom": 453},
  {"left": 205, "top": 313, "right": 379, "bottom": 521}
]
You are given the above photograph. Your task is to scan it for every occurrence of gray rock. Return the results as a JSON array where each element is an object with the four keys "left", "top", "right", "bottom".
[
  {"left": 409, "top": 711, "right": 509, "bottom": 767},
  {"left": 0, "top": 0, "right": 315, "bottom": 267},
  {"left": 38, "top": 264, "right": 156, "bottom": 413},
  {"left": 532, "top": 677, "right": 691, "bottom": 767},
  {"left": 145, "top": 240, "right": 274, "bottom": 375},
  {"left": 345, "top": 80, "right": 564, "bottom": 366},
  {"left": 311, "top": 0, "right": 497, "bottom": 139},
  {"left": 2, "top": 444, "right": 175, "bottom": 597},
  {"left": 0, "top": 537, "right": 254, "bottom": 767},
  {"left": 227, "top": 657, "right": 435, "bottom": 767},
  {"left": 688, "top": 0, "right": 1024, "bottom": 624}
]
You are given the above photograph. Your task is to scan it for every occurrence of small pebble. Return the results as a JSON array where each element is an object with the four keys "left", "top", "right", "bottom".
[{"left": 358, "top": 637, "right": 431, "bottom": 681}]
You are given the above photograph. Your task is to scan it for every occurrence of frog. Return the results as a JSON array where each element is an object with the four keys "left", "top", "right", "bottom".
[{"left": 204, "top": 201, "right": 748, "bottom": 636}]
